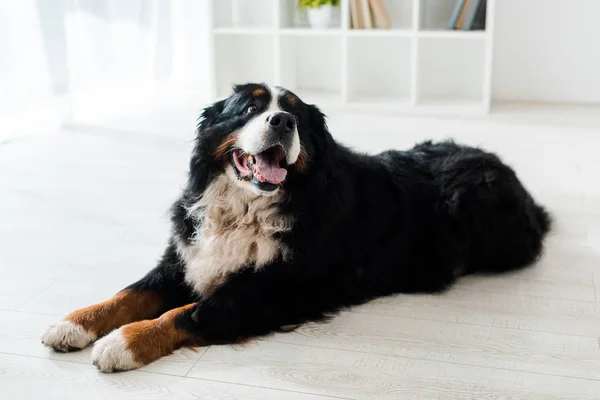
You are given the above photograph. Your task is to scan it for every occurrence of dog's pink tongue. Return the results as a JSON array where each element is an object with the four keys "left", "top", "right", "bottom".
[{"left": 254, "top": 155, "right": 287, "bottom": 184}]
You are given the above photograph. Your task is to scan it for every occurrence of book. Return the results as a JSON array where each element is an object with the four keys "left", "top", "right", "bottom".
[
  {"left": 368, "top": 0, "right": 391, "bottom": 29},
  {"left": 447, "top": 0, "right": 466, "bottom": 30},
  {"left": 360, "top": 0, "right": 373, "bottom": 29},
  {"left": 473, "top": 0, "right": 487, "bottom": 30},
  {"left": 350, "top": 0, "right": 363, "bottom": 29},
  {"left": 455, "top": 0, "right": 472, "bottom": 29},
  {"left": 463, "top": 0, "right": 487, "bottom": 30}
]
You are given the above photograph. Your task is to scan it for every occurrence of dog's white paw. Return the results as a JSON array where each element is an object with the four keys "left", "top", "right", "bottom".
[
  {"left": 92, "top": 328, "right": 142, "bottom": 373},
  {"left": 41, "top": 321, "right": 96, "bottom": 352}
]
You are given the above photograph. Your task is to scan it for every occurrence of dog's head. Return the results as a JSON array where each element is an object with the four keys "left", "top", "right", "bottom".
[{"left": 190, "top": 83, "right": 330, "bottom": 197}]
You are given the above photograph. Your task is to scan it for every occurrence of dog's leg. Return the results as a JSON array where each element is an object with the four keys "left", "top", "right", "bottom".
[
  {"left": 41, "top": 287, "right": 164, "bottom": 352},
  {"left": 91, "top": 303, "right": 199, "bottom": 372},
  {"left": 90, "top": 272, "right": 339, "bottom": 373},
  {"left": 42, "top": 247, "right": 192, "bottom": 352}
]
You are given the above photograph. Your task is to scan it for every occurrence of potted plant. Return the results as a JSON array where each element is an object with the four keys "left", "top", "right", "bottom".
[{"left": 299, "top": 0, "right": 340, "bottom": 29}]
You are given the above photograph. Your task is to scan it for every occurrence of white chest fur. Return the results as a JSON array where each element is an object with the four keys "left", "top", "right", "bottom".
[{"left": 177, "top": 174, "right": 293, "bottom": 296}]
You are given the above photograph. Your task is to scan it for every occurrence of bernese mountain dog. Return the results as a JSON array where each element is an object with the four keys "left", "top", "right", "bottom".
[{"left": 41, "top": 83, "right": 551, "bottom": 372}]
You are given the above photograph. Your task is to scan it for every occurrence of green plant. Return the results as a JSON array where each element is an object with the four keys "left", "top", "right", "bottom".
[{"left": 298, "top": 0, "right": 340, "bottom": 9}]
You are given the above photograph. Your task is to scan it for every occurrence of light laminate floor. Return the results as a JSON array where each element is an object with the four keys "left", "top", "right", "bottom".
[{"left": 1, "top": 105, "right": 599, "bottom": 399}]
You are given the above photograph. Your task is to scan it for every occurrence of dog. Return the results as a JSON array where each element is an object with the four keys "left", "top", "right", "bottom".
[{"left": 41, "top": 83, "right": 551, "bottom": 372}]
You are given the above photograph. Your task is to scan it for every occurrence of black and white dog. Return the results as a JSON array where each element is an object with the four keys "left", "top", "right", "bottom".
[{"left": 42, "top": 83, "right": 551, "bottom": 372}]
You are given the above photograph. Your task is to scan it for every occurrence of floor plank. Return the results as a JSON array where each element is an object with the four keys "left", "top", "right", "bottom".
[
  {"left": 0, "top": 276, "right": 55, "bottom": 311},
  {"left": 268, "top": 311, "right": 600, "bottom": 381},
  {"left": 17, "top": 281, "right": 125, "bottom": 316},
  {"left": 455, "top": 272, "right": 595, "bottom": 302},
  {"left": 188, "top": 341, "right": 600, "bottom": 400},
  {"left": 0, "top": 354, "right": 335, "bottom": 400},
  {"left": 355, "top": 289, "right": 600, "bottom": 337}
]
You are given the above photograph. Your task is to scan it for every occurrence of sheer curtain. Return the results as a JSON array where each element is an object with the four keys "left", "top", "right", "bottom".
[{"left": 0, "top": 0, "right": 210, "bottom": 140}]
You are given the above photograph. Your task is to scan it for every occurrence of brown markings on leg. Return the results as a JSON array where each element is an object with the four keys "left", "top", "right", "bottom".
[
  {"left": 65, "top": 289, "right": 162, "bottom": 338},
  {"left": 122, "top": 303, "right": 199, "bottom": 366},
  {"left": 214, "top": 133, "right": 238, "bottom": 160}
]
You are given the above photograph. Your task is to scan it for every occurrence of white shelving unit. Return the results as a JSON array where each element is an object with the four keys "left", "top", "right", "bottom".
[{"left": 208, "top": 0, "right": 495, "bottom": 115}]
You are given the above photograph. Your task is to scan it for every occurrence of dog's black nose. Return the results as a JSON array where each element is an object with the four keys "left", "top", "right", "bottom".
[{"left": 267, "top": 112, "right": 295, "bottom": 135}]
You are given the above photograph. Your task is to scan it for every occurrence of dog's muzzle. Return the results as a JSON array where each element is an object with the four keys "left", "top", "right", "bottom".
[{"left": 231, "top": 111, "right": 298, "bottom": 192}]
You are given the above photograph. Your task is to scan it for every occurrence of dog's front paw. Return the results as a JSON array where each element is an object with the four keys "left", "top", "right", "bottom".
[
  {"left": 41, "top": 321, "right": 97, "bottom": 352},
  {"left": 92, "top": 328, "right": 142, "bottom": 373}
]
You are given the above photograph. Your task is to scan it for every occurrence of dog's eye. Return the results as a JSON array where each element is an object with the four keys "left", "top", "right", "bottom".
[
  {"left": 244, "top": 104, "right": 258, "bottom": 115},
  {"left": 292, "top": 112, "right": 300, "bottom": 122}
]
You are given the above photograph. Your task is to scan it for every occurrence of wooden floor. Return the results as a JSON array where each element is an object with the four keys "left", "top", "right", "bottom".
[{"left": 1, "top": 106, "right": 599, "bottom": 399}]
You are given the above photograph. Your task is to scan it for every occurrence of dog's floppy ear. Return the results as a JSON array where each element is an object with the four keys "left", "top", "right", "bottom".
[
  {"left": 188, "top": 99, "right": 227, "bottom": 194},
  {"left": 197, "top": 99, "right": 226, "bottom": 133},
  {"left": 307, "top": 104, "right": 335, "bottom": 160},
  {"left": 308, "top": 104, "right": 327, "bottom": 134}
]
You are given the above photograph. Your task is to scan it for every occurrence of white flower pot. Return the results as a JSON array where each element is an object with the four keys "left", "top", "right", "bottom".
[{"left": 307, "top": 4, "right": 333, "bottom": 29}]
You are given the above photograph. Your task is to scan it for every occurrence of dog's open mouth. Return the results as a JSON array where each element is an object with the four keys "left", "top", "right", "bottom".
[{"left": 232, "top": 146, "right": 288, "bottom": 191}]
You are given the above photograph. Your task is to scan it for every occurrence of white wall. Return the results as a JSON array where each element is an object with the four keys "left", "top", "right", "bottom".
[{"left": 492, "top": 0, "right": 600, "bottom": 104}]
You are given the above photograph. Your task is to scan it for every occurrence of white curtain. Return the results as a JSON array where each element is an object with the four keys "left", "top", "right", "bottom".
[{"left": 0, "top": 0, "right": 210, "bottom": 140}]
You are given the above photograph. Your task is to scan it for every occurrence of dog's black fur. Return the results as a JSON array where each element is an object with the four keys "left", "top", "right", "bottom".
[{"left": 134, "top": 83, "right": 552, "bottom": 344}]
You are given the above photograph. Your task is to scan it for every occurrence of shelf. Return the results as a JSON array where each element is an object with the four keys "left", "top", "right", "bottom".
[
  {"left": 347, "top": 29, "right": 413, "bottom": 37},
  {"left": 214, "top": 35, "right": 275, "bottom": 99},
  {"left": 214, "top": 28, "right": 273, "bottom": 35},
  {"left": 279, "top": 36, "right": 343, "bottom": 102},
  {"left": 418, "top": 30, "right": 487, "bottom": 39},
  {"left": 214, "top": 28, "right": 415, "bottom": 38},
  {"left": 209, "top": 0, "right": 495, "bottom": 116},
  {"left": 347, "top": 36, "right": 412, "bottom": 102},
  {"left": 417, "top": 37, "right": 486, "bottom": 104},
  {"left": 347, "top": 94, "right": 411, "bottom": 107},
  {"left": 279, "top": 28, "right": 342, "bottom": 37},
  {"left": 298, "top": 97, "right": 486, "bottom": 116},
  {"left": 291, "top": 89, "right": 344, "bottom": 105},
  {"left": 279, "top": 0, "right": 342, "bottom": 29},
  {"left": 416, "top": 98, "right": 488, "bottom": 115}
]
